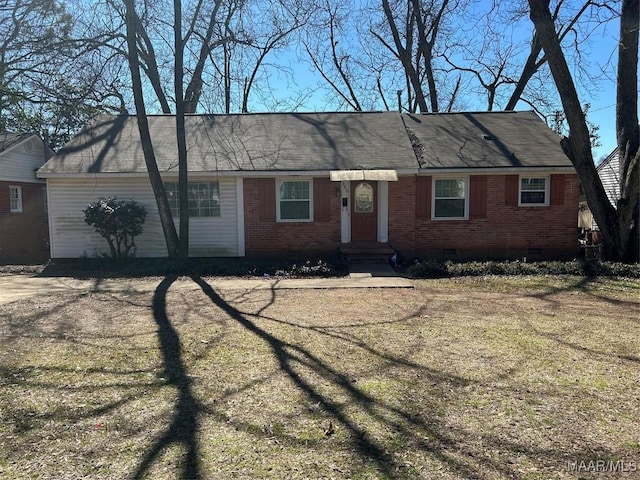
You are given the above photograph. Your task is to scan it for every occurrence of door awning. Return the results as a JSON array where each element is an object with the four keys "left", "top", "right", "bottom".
[{"left": 329, "top": 169, "right": 398, "bottom": 181}]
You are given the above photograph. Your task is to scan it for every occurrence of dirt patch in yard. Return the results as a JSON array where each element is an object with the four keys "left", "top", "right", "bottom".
[{"left": 1, "top": 276, "right": 639, "bottom": 479}]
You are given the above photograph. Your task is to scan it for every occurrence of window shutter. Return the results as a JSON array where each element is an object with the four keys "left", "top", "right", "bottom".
[
  {"left": 313, "top": 177, "right": 331, "bottom": 221},
  {"left": 469, "top": 175, "right": 487, "bottom": 219},
  {"left": 257, "top": 178, "right": 275, "bottom": 221},
  {"left": 550, "top": 174, "right": 565, "bottom": 205},
  {"left": 505, "top": 175, "right": 519, "bottom": 206},
  {"left": 416, "top": 176, "right": 432, "bottom": 219}
]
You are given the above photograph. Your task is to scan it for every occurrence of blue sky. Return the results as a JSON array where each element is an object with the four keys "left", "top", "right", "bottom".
[
  {"left": 260, "top": 0, "right": 628, "bottom": 165},
  {"left": 572, "top": 13, "right": 621, "bottom": 163}
]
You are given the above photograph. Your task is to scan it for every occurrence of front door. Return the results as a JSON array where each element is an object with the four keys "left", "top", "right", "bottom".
[{"left": 351, "top": 181, "right": 377, "bottom": 242}]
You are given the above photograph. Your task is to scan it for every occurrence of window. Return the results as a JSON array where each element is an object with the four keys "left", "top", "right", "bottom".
[
  {"left": 433, "top": 178, "right": 467, "bottom": 219},
  {"left": 165, "top": 181, "right": 220, "bottom": 217},
  {"left": 354, "top": 182, "right": 374, "bottom": 213},
  {"left": 277, "top": 179, "right": 312, "bottom": 221},
  {"left": 9, "top": 186, "right": 22, "bottom": 213},
  {"left": 520, "top": 176, "right": 548, "bottom": 205}
]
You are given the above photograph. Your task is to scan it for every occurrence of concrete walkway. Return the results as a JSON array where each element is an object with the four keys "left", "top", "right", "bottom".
[{"left": 0, "top": 270, "right": 413, "bottom": 305}]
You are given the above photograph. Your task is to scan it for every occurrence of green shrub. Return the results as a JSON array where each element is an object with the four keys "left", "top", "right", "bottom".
[
  {"left": 408, "top": 259, "right": 640, "bottom": 279},
  {"left": 83, "top": 197, "right": 147, "bottom": 258}
]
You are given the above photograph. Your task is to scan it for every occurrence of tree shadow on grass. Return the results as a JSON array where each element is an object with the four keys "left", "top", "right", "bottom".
[
  {"left": 133, "top": 275, "right": 201, "bottom": 480},
  {"left": 189, "top": 275, "right": 401, "bottom": 477},
  {"left": 530, "top": 275, "right": 640, "bottom": 310},
  {"left": 189, "top": 275, "right": 528, "bottom": 480}
]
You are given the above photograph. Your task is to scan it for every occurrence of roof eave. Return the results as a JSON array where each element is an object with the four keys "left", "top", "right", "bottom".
[
  {"left": 417, "top": 165, "right": 576, "bottom": 174},
  {"left": 38, "top": 165, "right": 576, "bottom": 179}
]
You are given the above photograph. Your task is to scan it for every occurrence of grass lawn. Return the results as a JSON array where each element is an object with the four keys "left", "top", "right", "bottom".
[{"left": 1, "top": 275, "right": 639, "bottom": 479}]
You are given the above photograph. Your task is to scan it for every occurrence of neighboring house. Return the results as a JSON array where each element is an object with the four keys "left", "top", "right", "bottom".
[
  {"left": 37, "top": 111, "right": 579, "bottom": 261},
  {"left": 578, "top": 148, "right": 620, "bottom": 233},
  {"left": 577, "top": 147, "right": 620, "bottom": 254},
  {"left": 0, "top": 133, "right": 51, "bottom": 263}
]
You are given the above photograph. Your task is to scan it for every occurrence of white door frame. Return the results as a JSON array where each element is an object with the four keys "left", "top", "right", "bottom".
[{"left": 340, "top": 180, "right": 389, "bottom": 243}]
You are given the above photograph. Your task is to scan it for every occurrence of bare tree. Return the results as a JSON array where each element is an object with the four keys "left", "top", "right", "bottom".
[
  {"left": 119, "top": 0, "right": 306, "bottom": 257},
  {"left": 200, "top": 0, "right": 311, "bottom": 113},
  {"left": 504, "top": 0, "right": 601, "bottom": 111},
  {"left": 528, "top": 0, "right": 638, "bottom": 261},
  {"left": 240, "top": 32, "right": 297, "bottom": 112},
  {"left": 182, "top": 0, "right": 237, "bottom": 113},
  {"left": 124, "top": 0, "right": 180, "bottom": 258},
  {"left": 303, "top": 0, "right": 466, "bottom": 113},
  {"left": 303, "top": 0, "right": 363, "bottom": 110},
  {"left": 443, "top": 45, "right": 514, "bottom": 111},
  {"left": 0, "top": 0, "right": 120, "bottom": 147},
  {"left": 174, "top": 0, "right": 189, "bottom": 258},
  {"left": 369, "top": 0, "right": 464, "bottom": 112},
  {"left": 119, "top": 0, "right": 235, "bottom": 258}
]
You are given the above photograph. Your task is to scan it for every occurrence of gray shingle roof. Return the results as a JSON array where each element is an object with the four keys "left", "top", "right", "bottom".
[
  {"left": 39, "top": 111, "right": 418, "bottom": 175},
  {"left": 39, "top": 110, "right": 573, "bottom": 175},
  {"left": 403, "top": 110, "right": 572, "bottom": 169}
]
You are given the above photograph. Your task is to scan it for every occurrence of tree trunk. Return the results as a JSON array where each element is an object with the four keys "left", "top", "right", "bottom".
[
  {"left": 175, "top": 0, "right": 189, "bottom": 259},
  {"left": 183, "top": 0, "right": 226, "bottom": 114},
  {"left": 381, "top": 0, "right": 428, "bottom": 113},
  {"left": 135, "top": 15, "right": 172, "bottom": 114},
  {"left": 411, "top": 0, "right": 448, "bottom": 113},
  {"left": 528, "top": 0, "right": 625, "bottom": 260},
  {"left": 615, "top": 0, "right": 639, "bottom": 262},
  {"left": 125, "top": 0, "right": 180, "bottom": 259},
  {"left": 224, "top": 42, "right": 231, "bottom": 114},
  {"left": 505, "top": 36, "right": 543, "bottom": 110}
]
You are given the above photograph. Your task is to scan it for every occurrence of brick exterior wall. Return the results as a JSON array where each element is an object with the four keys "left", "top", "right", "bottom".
[
  {"left": 244, "top": 177, "right": 342, "bottom": 257},
  {"left": 388, "top": 177, "right": 416, "bottom": 256},
  {"left": 243, "top": 174, "right": 579, "bottom": 261},
  {"left": 389, "top": 174, "right": 579, "bottom": 260},
  {"left": 0, "top": 181, "right": 50, "bottom": 263}
]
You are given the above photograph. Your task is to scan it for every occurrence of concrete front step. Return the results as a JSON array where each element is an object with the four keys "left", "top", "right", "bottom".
[
  {"left": 340, "top": 242, "right": 395, "bottom": 264},
  {"left": 344, "top": 255, "right": 392, "bottom": 264}
]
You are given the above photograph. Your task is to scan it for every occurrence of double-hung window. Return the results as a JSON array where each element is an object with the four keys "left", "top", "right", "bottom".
[
  {"left": 519, "top": 176, "right": 548, "bottom": 206},
  {"left": 277, "top": 179, "right": 312, "bottom": 221},
  {"left": 9, "top": 186, "right": 22, "bottom": 213},
  {"left": 433, "top": 178, "right": 468, "bottom": 219},
  {"left": 165, "top": 181, "right": 221, "bottom": 217}
]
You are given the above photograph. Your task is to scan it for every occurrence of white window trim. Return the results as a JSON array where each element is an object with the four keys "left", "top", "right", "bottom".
[
  {"left": 9, "top": 185, "right": 22, "bottom": 213},
  {"left": 519, "top": 175, "right": 549, "bottom": 206},
  {"left": 276, "top": 178, "right": 314, "bottom": 223},
  {"left": 431, "top": 176, "right": 469, "bottom": 220}
]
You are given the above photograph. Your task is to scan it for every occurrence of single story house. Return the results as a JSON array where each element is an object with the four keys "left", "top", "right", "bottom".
[
  {"left": 37, "top": 111, "right": 579, "bottom": 261},
  {"left": 0, "top": 133, "right": 50, "bottom": 263}
]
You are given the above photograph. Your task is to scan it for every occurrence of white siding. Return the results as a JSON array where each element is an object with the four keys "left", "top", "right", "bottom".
[
  {"left": 178, "top": 178, "right": 240, "bottom": 257},
  {"left": 0, "top": 137, "right": 47, "bottom": 183},
  {"left": 598, "top": 158, "right": 619, "bottom": 207},
  {"left": 47, "top": 176, "right": 240, "bottom": 258}
]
